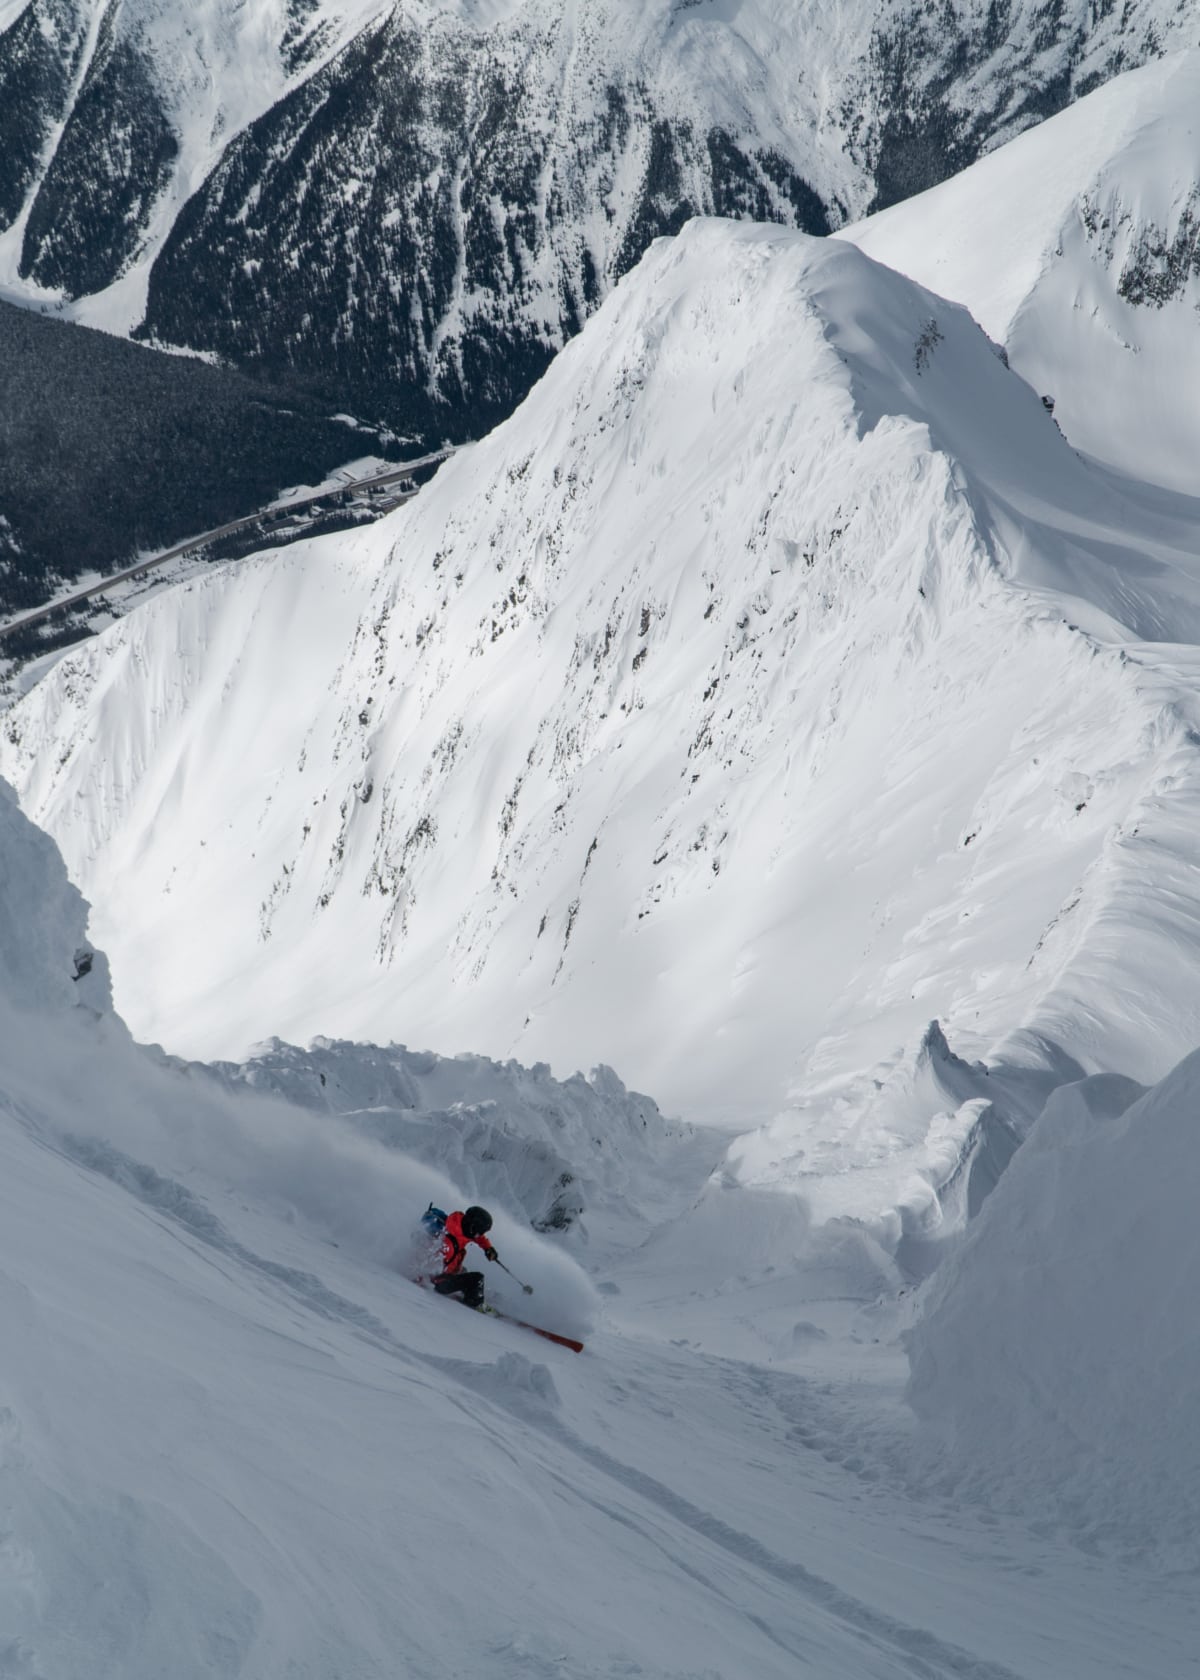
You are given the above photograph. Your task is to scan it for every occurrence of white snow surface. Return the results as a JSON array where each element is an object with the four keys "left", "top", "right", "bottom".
[
  {"left": 10, "top": 220, "right": 1200, "bottom": 1260},
  {"left": 2, "top": 772, "right": 1199, "bottom": 1676},
  {"left": 841, "top": 50, "right": 1200, "bottom": 493},
  {"left": 907, "top": 1056, "right": 1200, "bottom": 1569}
]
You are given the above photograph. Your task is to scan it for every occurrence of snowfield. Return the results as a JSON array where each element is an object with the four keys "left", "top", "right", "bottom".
[
  {"left": 7, "top": 59, "right": 1200, "bottom": 1675},
  {"left": 2, "top": 773, "right": 1199, "bottom": 1677}
]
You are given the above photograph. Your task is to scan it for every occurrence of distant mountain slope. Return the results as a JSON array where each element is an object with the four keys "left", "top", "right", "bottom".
[
  {"left": 8, "top": 220, "right": 1200, "bottom": 1241},
  {"left": 0, "top": 0, "right": 390, "bottom": 318},
  {"left": 0, "top": 298, "right": 393, "bottom": 621},
  {"left": 1, "top": 0, "right": 1196, "bottom": 436},
  {"left": 840, "top": 51, "right": 1200, "bottom": 493}
]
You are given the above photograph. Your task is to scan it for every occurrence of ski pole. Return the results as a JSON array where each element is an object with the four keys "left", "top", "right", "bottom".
[{"left": 494, "top": 1256, "right": 533, "bottom": 1294}]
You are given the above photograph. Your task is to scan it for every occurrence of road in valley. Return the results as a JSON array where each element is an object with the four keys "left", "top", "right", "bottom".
[{"left": 0, "top": 448, "right": 455, "bottom": 642}]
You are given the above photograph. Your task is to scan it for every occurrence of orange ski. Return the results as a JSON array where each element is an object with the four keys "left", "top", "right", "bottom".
[
  {"left": 478, "top": 1303, "right": 583, "bottom": 1352},
  {"left": 495, "top": 1312, "right": 584, "bottom": 1354}
]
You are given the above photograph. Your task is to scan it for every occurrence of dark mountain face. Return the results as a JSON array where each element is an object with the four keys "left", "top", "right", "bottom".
[
  {"left": 0, "top": 298, "right": 398, "bottom": 622},
  {"left": 1, "top": 0, "right": 1194, "bottom": 444},
  {"left": 21, "top": 9, "right": 178, "bottom": 296},
  {"left": 135, "top": 11, "right": 832, "bottom": 442},
  {"left": 862, "top": 2, "right": 1114, "bottom": 213},
  {"left": 140, "top": 0, "right": 1199, "bottom": 438},
  {"left": 0, "top": 0, "right": 88, "bottom": 229}
]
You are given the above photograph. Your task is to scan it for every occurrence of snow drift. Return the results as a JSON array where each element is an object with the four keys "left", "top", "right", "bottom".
[{"left": 907, "top": 1053, "right": 1200, "bottom": 1567}]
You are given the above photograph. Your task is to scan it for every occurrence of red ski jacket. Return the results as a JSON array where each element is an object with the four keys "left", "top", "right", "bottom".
[{"left": 440, "top": 1211, "right": 494, "bottom": 1275}]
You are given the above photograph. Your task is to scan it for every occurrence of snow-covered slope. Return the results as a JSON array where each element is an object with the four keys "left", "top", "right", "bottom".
[
  {"left": 908, "top": 1054, "right": 1200, "bottom": 1568},
  {"left": 0, "top": 774, "right": 609, "bottom": 1323},
  {"left": 10, "top": 219, "right": 1200, "bottom": 1251},
  {"left": 3, "top": 768, "right": 1199, "bottom": 1673},
  {"left": 2, "top": 0, "right": 1196, "bottom": 435},
  {"left": 841, "top": 50, "right": 1200, "bottom": 493}
]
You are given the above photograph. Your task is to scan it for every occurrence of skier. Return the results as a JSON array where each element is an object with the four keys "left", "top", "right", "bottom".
[{"left": 431, "top": 1205, "right": 498, "bottom": 1310}]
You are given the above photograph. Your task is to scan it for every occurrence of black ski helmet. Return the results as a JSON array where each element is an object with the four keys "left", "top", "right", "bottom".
[{"left": 462, "top": 1206, "right": 493, "bottom": 1238}]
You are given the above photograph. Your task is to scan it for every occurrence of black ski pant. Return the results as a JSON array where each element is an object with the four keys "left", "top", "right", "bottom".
[{"left": 433, "top": 1270, "right": 485, "bottom": 1309}]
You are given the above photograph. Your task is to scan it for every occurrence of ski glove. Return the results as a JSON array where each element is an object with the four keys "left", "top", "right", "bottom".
[{"left": 485, "top": 1246, "right": 498, "bottom": 1262}]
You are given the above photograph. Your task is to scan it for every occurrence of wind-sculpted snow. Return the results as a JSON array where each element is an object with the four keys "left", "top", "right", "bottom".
[
  {"left": 204, "top": 1035, "right": 695, "bottom": 1254},
  {"left": 907, "top": 1051, "right": 1200, "bottom": 1566},
  {"left": 10, "top": 220, "right": 1200, "bottom": 1257},
  {"left": 843, "top": 51, "right": 1200, "bottom": 493}
]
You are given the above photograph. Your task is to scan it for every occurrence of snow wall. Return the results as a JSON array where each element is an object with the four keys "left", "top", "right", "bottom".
[
  {"left": 0, "top": 775, "right": 112, "bottom": 1019},
  {"left": 907, "top": 1058, "right": 1200, "bottom": 1566}
]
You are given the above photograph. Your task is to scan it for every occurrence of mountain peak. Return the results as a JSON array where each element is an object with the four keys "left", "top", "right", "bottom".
[{"left": 8, "top": 217, "right": 1200, "bottom": 1250}]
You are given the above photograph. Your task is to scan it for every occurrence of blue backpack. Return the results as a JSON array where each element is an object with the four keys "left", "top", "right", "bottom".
[{"left": 421, "top": 1203, "right": 448, "bottom": 1237}]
